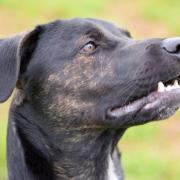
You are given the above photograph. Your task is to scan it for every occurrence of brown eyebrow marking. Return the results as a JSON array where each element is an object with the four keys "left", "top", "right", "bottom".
[{"left": 75, "top": 35, "right": 89, "bottom": 48}]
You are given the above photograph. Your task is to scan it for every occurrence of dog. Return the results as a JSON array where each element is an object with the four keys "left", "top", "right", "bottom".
[{"left": 0, "top": 18, "right": 180, "bottom": 180}]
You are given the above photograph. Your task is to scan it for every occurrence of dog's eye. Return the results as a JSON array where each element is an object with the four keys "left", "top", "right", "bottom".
[{"left": 81, "top": 41, "right": 97, "bottom": 54}]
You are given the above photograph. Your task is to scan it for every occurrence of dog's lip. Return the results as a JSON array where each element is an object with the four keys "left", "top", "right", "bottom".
[{"left": 107, "top": 78, "right": 180, "bottom": 118}]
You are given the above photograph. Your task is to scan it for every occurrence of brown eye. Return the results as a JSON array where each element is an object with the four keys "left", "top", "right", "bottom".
[{"left": 81, "top": 41, "right": 97, "bottom": 54}]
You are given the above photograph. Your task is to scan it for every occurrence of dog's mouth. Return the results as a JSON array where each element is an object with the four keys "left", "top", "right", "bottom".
[{"left": 107, "top": 75, "right": 180, "bottom": 122}]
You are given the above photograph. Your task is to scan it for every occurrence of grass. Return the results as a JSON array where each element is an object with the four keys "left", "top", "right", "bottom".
[
  {"left": 0, "top": 0, "right": 108, "bottom": 18},
  {"left": 0, "top": 120, "right": 7, "bottom": 180},
  {"left": 0, "top": 0, "right": 179, "bottom": 34},
  {"left": 139, "top": 0, "right": 180, "bottom": 34},
  {"left": 0, "top": 100, "right": 9, "bottom": 180},
  {"left": 120, "top": 119, "right": 180, "bottom": 180}
]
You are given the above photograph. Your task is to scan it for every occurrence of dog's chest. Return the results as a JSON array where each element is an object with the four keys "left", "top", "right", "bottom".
[{"left": 107, "top": 155, "right": 119, "bottom": 180}]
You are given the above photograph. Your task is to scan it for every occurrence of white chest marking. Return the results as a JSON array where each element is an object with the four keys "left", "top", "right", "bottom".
[{"left": 107, "top": 155, "right": 119, "bottom": 180}]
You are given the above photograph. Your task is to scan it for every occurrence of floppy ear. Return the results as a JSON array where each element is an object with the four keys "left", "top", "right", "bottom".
[{"left": 0, "top": 26, "right": 43, "bottom": 103}]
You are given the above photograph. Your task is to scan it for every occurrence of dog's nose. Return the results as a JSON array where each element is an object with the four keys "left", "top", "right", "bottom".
[{"left": 162, "top": 37, "right": 180, "bottom": 54}]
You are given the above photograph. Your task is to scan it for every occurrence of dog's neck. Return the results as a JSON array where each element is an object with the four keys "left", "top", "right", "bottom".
[{"left": 8, "top": 102, "right": 125, "bottom": 180}]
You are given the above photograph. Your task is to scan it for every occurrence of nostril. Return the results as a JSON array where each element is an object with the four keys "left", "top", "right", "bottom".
[
  {"left": 162, "top": 37, "right": 180, "bottom": 54},
  {"left": 163, "top": 44, "right": 180, "bottom": 54},
  {"left": 176, "top": 45, "right": 180, "bottom": 53}
]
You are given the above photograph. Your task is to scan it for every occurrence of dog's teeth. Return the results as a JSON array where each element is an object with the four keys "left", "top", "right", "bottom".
[
  {"left": 157, "top": 82, "right": 165, "bottom": 92},
  {"left": 157, "top": 80, "right": 180, "bottom": 92},
  {"left": 166, "top": 85, "right": 172, "bottom": 91},
  {"left": 174, "top": 80, "right": 179, "bottom": 86}
]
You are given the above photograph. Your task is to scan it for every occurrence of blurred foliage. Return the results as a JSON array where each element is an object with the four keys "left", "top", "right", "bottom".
[
  {"left": 0, "top": 0, "right": 107, "bottom": 18},
  {"left": 139, "top": 0, "right": 180, "bottom": 34},
  {"left": 120, "top": 121, "right": 180, "bottom": 180},
  {"left": 0, "top": 0, "right": 180, "bottom": 180},
  {"left": 0, "top": 119, "right": 7, "bottom": 179}
]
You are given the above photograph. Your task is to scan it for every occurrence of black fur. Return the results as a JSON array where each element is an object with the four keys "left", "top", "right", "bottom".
[{"left": 1, "top": 18, "right": 180, "bottom": 180}]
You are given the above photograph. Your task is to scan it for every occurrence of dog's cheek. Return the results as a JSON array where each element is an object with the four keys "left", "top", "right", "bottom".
[
  {"left": 33, "top": 75, "right": 96, "bottom": 126},
  {"left": 31, "top": 55, "right": 115, "bottom": 127}
]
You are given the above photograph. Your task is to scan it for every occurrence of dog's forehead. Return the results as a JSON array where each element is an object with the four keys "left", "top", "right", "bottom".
[
  {"left": 85, "top": 18, "right": 129, "bottom": 36},
  {"left": 45, "top": 18, "right": 129, "bottom": 38},
  {"left": 27, "top": 18, "right": 130, "bottom": 77}
]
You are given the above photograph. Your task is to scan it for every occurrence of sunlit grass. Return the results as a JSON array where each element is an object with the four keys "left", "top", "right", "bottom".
[
  {"left": 0, "top": 0, "right": 108, "bottom": 18},
  {"left": 139, "top": 0, "right": 180, "bottom": 34},
  {"left": 0, "top": 100, "right": 9, "bottom": 180},
  {"left": 0, "top": 120, "right": 7, "bottom": 180},
  {"left": 120, "top": 115, "right": 180, "bottom": 180}
]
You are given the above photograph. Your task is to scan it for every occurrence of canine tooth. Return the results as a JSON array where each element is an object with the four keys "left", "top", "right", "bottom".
[
  {"left": 174, "top": 80, "right": 179, "bottom": 86},
  {"left": 157, "top": 82, "right": 165, "bottom": 92}
]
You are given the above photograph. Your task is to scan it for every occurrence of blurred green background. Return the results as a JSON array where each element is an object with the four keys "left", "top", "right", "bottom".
[{"left": 0, "top": 0, "right": 180, "bottom": 179}]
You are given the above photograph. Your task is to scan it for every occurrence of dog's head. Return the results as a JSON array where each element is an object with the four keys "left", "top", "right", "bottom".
[{"left": 1, "top": 18, "right": 180, "bottom": 129}]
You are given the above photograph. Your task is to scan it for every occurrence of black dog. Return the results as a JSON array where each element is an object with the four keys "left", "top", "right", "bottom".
[{"left": 1, "top": 18, "right": 180, "bottom": 180}]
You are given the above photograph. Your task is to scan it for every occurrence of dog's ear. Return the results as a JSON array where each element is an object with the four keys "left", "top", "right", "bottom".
[{"left": 0, "top": 26, "right": 43, "bottom": 103}]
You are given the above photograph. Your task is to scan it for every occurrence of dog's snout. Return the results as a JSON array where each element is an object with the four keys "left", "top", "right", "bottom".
[{"left": 162, "top": 37, "right": 180, "bottom": 54}]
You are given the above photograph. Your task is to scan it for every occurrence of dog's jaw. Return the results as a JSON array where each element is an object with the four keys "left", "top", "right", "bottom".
[{"left": 106, "top": 80, "right": 180, "bottom": 127}]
